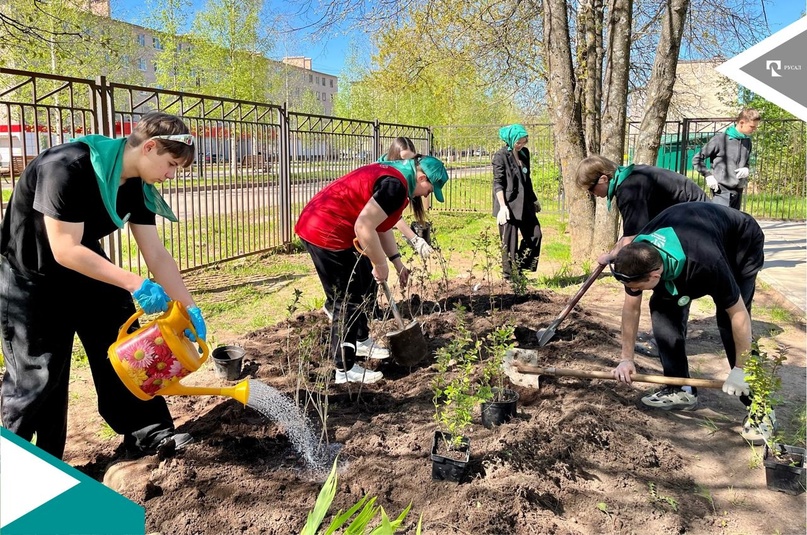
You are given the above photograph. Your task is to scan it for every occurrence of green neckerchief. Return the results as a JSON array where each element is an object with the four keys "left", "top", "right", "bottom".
[
  {"left": 726, "top": 125, "right": 749, "bottom": 140},
  {"left": 634, "top": 227, "right": 686, "bottom": 296},
  {"left": 73, "top": 135, "right": 178, "bottom": 227},
  {"left": 380, "top": 159, "right": 417, "bottom": 197},
  {"left": 606, "top": 163, "right": 634, "bottom": 211}
]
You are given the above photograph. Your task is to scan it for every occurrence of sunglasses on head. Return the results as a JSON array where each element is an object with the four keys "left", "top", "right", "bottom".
[
  {"left": 608, "top": 261, "right": 652, "bottom": 284},
  {"left": 151, "top": 134, "right": 195, "bottom": 146}
]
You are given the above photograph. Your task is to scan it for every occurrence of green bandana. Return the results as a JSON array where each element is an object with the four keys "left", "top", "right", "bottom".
[
  {"left": 634, "top": 227, "right": 686, "bottom": 296},
  {"left": 381, "top": 159, "right": 418, "bottom": 198},
  {"left": 726, "top": 125, "right": 749, "bottom": 140},
  {"left": 606, "top": 163, "right": 634, "bottom": 211},
  {"left": 73, "top": 135, "right": 178, "bottom": 227},
  {"left": 498, "top": 124, "right": 529, "bottom": 150}
]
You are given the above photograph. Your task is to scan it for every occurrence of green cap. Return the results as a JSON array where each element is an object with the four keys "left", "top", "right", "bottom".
[{"left": 418, "top": 155, "right": 449, "bottom": 202}]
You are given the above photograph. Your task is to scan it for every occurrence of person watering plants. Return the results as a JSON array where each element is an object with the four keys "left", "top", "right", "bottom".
[
  {"left": 0, "top": 111, "right": 207, "bottom": 459},
  {"left": 574, "top": 154, "right": 707, "bottom": 357},
  {"left": 492, "top": 124, "right": 542, "bottom": 281},
  {"left": 692, "top": 108, "right": 760, "bottom": 210},
  {"left": 296, "top": 156, "right": 449, "bottom": 384},
  {"left": 608, "top": 202, "right": 769, "bottom": 443}
]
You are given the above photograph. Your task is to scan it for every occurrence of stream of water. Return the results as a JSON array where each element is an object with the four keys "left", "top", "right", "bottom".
[{"left": 245, "top": 379, "right": 331, "bottom": 472}]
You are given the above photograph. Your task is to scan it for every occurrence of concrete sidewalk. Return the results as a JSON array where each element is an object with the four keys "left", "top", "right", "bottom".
[{"left": 757, "top": 220, "right": 806, "bottom": 315}]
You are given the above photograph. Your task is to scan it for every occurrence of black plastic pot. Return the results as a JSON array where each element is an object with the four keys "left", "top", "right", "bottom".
[
  {"left": 410, "top": 222, "right": 432, "bottom": 245},
  {"left": 430, "top": 431, "right": 470, "bottom": 483},
  {"left": 212, "top": 345, "right": 245, "bottom": 381},
  {"left": 764, "top": 444, "right": 806, "bottom": 495},
  {"left": 480, "top": 388, "right": 519, "bottom": 429}
]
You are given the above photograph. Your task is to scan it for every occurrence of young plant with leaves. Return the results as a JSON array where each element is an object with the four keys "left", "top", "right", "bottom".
[
  {"left": 477, "top": 324, "right": 516, "bottom": 403},
  {"left": 432, "top": 304, "right": 480, "bottom": 450},
  {"left": 744, "top": 342, "right": 789, "bottom": 454}
]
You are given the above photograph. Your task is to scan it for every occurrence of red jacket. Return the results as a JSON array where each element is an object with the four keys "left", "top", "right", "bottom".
[{"left": 295, "top": 163, "right": 409, "bottom": 250}]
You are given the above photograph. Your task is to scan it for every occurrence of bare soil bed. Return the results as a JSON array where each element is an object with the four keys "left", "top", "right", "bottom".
[{"left": 62, "top": 278, "right": 806, "bottom": 535}]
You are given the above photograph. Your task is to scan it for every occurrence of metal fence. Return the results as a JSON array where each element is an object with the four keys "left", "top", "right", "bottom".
[{"left": 2, "top": 67, "right": 804, "bottom": 275}]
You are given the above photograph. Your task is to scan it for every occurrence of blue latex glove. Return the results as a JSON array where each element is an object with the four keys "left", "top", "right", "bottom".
[
  {"left": 183, "top": 306, "right": 207, "bottom": 345},
  {"left": 133, "top": 279, "right": 170, "bottom": 314}
]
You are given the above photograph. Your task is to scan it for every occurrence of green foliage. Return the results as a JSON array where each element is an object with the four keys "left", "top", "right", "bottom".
[
  {"left": 300, "top": 458, "right": 419, "bottom": 535},
  {"left": 432, "top": 304, "right": 480, "bottom": 449},
  {"left": 744, "top": 342, "right": 787, "bottom": 431},
  {"left": 647, "top": 482, "right": 678, "bottom": 512},
  {"left": 478, "top": 325, "right": 516, "bottom": 403}
]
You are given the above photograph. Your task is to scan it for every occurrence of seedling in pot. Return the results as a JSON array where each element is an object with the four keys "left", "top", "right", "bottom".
[{"left": 478, "top": 324, "right": 516, "bottom": 403}]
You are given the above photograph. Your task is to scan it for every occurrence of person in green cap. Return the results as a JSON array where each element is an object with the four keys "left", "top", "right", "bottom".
[
  {"left": 692, "top": 108, "right": 760, "bottom": 210},
  {"left": 492, "top": 124, "right": 542, "bottom": 280},
  {"left": 608, "top": 202, "right": 769, "bottom": 443},
  {"left": 295, "top": 156, "right": 449, "bottom": 385},
  {"left": 0, "top": 110, "right": 207, "bottom": 459}
]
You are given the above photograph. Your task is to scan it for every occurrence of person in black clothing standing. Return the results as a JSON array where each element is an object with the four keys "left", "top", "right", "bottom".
[
  {"left": 493, "top": 124, "right": 542, "bottom": 280},
  {"left": 693, "top": 109, "right": 760, "bottom": 210},
  {"left": 0, "top": 111, "right": 207, "bottom": 459},
  {"left": 608, "top": 203, "right": 769, "bottom": 442}
]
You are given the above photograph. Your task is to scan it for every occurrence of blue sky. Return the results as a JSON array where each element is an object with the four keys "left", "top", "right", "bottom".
[{"left": 111, "top": 0, "right": 806, "bottom": 78}]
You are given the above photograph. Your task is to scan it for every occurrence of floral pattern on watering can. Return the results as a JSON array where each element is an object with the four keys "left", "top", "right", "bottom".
[{"left": 114, "top": 322, "right": 191, "bottom": 396}]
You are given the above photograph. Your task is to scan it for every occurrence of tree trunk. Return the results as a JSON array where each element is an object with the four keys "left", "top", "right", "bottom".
[
  {"left": 543, "top": 0, "right": 591, "bottom": 263},
  {"left": 594, "top": 0, "right": 633, "bottom": 256},
  {"left": 634, "top": 0, "right": 690, "bottom": 165}
]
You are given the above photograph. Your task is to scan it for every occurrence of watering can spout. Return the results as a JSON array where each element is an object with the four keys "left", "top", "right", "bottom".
[{"left": 158, "top": 379, "right": 250, "bottom": 405}]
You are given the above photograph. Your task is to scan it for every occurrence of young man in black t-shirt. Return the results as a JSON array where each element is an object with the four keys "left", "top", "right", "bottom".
[
  {"left": 0, "top": 111, "right": 208, "bottom": 459},
  {"left": 608, "top": 203, "right": 767, "bottom": 440}
]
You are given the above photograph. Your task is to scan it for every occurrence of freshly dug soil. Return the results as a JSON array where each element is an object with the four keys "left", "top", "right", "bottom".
[{"left": 61, "top": 279, "right": 806, "bottom": 534}]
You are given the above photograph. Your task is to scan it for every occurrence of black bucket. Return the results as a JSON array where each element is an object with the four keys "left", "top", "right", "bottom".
[
  {"left": 410, "top": 222, "right": 432, "bottom": 245},
  {"left": 212, "top": 345, "right": 245, "bottom": 381}
]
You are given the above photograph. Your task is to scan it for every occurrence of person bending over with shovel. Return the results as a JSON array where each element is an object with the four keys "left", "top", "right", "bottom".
[
  {"left": 575, "top": 155, "right": 707, "bottom": 356},
  {"left": 609, "top": 202, "right": 769, "bottom": 443},
  {"left": 0, "top": 111, "right": 207, "bottom": 459},
  {"left": 295, "top": 156, "right": 449, "bottom": 384}
]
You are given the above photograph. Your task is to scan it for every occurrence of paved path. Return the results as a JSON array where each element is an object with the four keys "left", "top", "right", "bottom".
[{"left": 757, "top": 219, "right": 806, "bottom": 314}]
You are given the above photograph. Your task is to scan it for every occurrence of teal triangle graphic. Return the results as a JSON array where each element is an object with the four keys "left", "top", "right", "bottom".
[{"left": 0, "top": 427, "right": 145, "bottom": 535}]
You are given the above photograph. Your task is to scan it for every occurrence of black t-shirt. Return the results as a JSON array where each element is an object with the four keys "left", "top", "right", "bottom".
[
  {"left": 0, "top": 143, "right": 155, "bottom": 277},
  {"left": 372, "top": 175, "right": 408, "bottom": 215},
  {"left": 627, "top": 202, "right": 765, "bottom": 310},
  {"left": 615, "top": 165, "right": 708, "bottom": 235}
]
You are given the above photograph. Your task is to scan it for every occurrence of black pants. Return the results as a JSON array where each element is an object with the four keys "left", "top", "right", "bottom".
[
  {"left": 303, "top": 241, "right": 373, "bottom": 371},
  {"left": 499, "top": 211, "right": 542, "bottom": 279},
  {"left": 0, "top": 258, "right": 175, "bottom": 459},
  {"left": 650, "top": 274, "right": 756, "bottom": 403},
  {"left": 712, "top": 187, "right": 743, "bottom": 210}
]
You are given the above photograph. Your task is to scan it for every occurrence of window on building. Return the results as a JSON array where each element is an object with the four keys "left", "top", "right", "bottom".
[
  {"left": 153, "top": 62, "right": 158, "bottom": 73},
  {"left": 138, "top": 58, "right": 147, "bottom": 71},
  {"left": 309, "top": 74, "right": 313, "bottom": 83},
  {"left": 137, "top": 34, "right": 146, "bottom": 47},
  {"left": 153, "top": 37, "right": 162, "bottom": 50},
  {"left": 330, "top": 80, "right": 333, "bottom": 88}
]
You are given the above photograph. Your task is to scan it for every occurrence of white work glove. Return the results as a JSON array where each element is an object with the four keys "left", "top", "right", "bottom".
[
  {"left": 734, "top": 167, "right": 749, "bottom": 180},
  {"left": 722, "top": 366, "right": 750, "bottom": 397},
  {"left": 705, "top": 175, "right": 719, "bottom": 192},
  {"left": 496, "top": 206, "right": 510, "bottom": 226},
  {"left": 409, "top": 236, "right": 434, "bottom": 259}
]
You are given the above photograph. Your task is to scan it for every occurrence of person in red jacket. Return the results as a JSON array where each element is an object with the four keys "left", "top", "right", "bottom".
[{"left": 295, "top": 156, "right": 449, "bottom": 384}]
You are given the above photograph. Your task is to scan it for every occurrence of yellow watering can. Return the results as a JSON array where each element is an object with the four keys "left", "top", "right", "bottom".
[{"left": 109, "top": 302, "right": 249, "bottom": 405}]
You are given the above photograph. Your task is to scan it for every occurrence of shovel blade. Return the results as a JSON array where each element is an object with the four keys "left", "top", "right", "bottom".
[{"left": 535, "top": 320, "right": 560, "bottom": 346}]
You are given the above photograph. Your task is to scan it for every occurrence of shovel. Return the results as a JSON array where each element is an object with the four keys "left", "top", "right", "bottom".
[
  {"left": 379, "top": 281, "right": 428, "bottom": 366},
  {"left": 501, "top": 348, "right": 724, "bottom": 389},
  {"left": 535, "top": 262, "right": 606, "bottom": 346}
]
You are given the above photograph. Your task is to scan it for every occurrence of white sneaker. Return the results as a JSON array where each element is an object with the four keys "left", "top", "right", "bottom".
[
  {"left": 334, "top": 364, "right": 384, "bottom": 384},
  {"left": 742, "top": 411, "right": 776, "bottom": 446},
  {"left": 355, "top": 337, "right": 390, "bottom": 360}
]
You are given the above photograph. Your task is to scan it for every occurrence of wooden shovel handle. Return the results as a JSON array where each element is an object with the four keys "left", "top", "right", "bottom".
[
  {"left": 553, "top": 262, "right": 607, "bottom": 322},
  {"left": 514, "top": 364, "right": 725, "bottom": 389}
]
